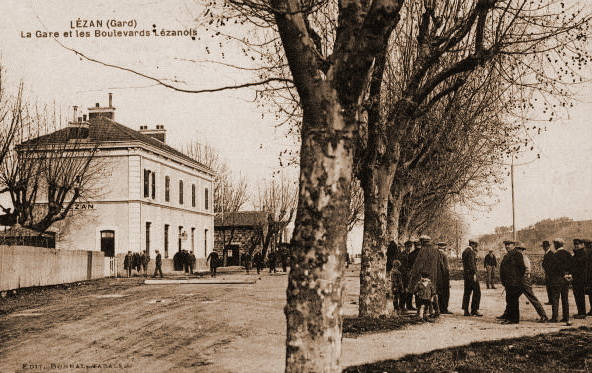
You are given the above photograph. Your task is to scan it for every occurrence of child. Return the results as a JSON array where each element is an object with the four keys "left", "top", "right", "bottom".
[
  {"left": 413, "top": 272, "right": 436, "bottom": 321},
  {"left": 390, "top": 260, "right": 405, "bottom": 314}
]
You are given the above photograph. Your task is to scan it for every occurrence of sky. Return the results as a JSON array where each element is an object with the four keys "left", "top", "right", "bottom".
[{"left": 1, "top": 0, "right": 592, "bottom": 243}]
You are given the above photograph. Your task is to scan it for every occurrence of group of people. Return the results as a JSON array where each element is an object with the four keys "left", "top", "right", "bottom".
[
  {"left": 173, "top": 249, "right": 197, "bottom": 274},
  {"left": 387, "top": 235, "right": 451, "bottom": 321},
  {"left": 123, "top": 250, "right": 150, "bottom": 277},
  {"left": 497, "top": 238, "right": 592, "bottom": 325}
]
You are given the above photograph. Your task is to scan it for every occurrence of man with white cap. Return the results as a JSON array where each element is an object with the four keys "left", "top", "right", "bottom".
[{"left": 462, "top": 239, "right": 482, "bottom": 316}]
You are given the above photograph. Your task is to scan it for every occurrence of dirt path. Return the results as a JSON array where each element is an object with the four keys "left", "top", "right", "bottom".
[{"left": 0, "top": 269, "right": 588, "bottom": 373}]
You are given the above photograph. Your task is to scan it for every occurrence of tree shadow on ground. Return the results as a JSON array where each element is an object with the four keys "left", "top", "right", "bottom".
[{"left": 343, "top": 314, "right": 424, "bottom": 338}]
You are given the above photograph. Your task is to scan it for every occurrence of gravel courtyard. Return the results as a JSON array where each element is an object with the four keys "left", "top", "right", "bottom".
[{"left": 1, "top": 266, "right": 588, "bottom": 373}]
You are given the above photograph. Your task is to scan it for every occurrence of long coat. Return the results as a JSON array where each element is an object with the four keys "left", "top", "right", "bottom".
[
  {"left": 499, "top": 249, "right": 526, "bottom": 287},
  {"left": 408, "top": 244, "right": 441, "bottom": 292},
  {"left": 462, "top": 247, "right": 477, "bottom": 280}
]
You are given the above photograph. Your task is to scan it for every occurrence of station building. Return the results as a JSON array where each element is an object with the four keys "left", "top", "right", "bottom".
[{"left": 29, "top": 94, "right": 215, "bottom": 261}]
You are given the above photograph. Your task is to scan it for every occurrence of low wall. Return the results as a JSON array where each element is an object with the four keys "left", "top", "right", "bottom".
[{"left": 0, "top": 245, "right": 104, "bottom": 291}]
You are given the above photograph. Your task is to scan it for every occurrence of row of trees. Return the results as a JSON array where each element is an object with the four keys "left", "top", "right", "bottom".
[{"left": 61, "top": 0, "right": 591, "bottom": 371}]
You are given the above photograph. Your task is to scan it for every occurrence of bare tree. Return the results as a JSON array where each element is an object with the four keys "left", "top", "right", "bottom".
[
  {"left": 254, "top": 176, "right": 297, "bottom": 258},
  {"left": 0, "top": 105, "right": 101, "bottom": 232}
]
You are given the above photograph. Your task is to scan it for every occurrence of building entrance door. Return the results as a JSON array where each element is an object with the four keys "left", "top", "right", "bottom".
[
  {"left": 100, "top": 230, "right": 115, "bottom": 257},
  {"left": 224, "top": 245, "right": 240, "bottom": 266}
]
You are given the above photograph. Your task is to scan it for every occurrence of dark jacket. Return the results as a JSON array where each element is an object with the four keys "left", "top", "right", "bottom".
[
  {"left": 462, "top": 247, "right": 477, "bottom": 279},
  {"left": 552, "top": 248, "right": 573, "bottom": 283},
  {"left": 572, "top": 248, "right": 587, "bottom": 285},
  {"left": 414, "top": 279, "right": 435, "bottom": 301},
  {"left": 207, "top": 252, "right": 220, "bottom": 267},
  {"left": 155, "top": 253, "right": 162, "bottom": 267},
  {"left": 409, "top": 245, "right": 440, "bottom": 291},
  {"left": 542, "top": 249, "right": 554, "bottom": 278},
  {"left": 386, "top": 241, "right": 401, "bottom": 273},
  {"left": 124, "top": 253, "right": 133, "bottom": 269},
  {"left": 390, "top": 268, "right": 404, "bottom": 293},
  {"left": 484, "top": 253, "right": 497, "bottom": 268},
  {"left": 437, "top": 250, "right": 450, "bottom": 289},
  {"left": 499, "top": 249, "right": 526, "bottom": 287}
]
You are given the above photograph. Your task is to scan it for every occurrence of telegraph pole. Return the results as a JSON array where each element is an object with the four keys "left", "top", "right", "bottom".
[{"left": 511, "top": 157, "right": 517, "bottom": 242}]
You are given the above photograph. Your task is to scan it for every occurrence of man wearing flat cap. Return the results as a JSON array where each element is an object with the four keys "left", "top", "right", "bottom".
[
  {"left": 541, "top": 240, "right": 554, "bottom": 305},
  {"left": 572, "top": 239, "right": 588, "bottom": 318},
  {"left": 484, "top": 249, "right": 498, "bottom": 289},
  {"left": 549, "top": 238, "right": 573, "bottom": 325},
  {"left": 497, "top": 240, "right": 515, "bottom": 320},
  {"left": 462, "top": 240, "right": 482, "bottom": 316}
]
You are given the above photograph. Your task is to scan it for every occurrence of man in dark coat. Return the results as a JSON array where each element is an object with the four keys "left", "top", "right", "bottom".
[
  {"left": 541, "top": 240, "right": 554, "bottom": 305},
  {"left": 462, "top": 240, "right": 482, "bottom": 316},
  {"left": 124, "top": 251, "right": 133, "bottom": 277},
  {"left": 400, "top": 240, "right": 412, "bottom": 311},
  {"left": 207, "top": 251, "right": 220, "bottom": 277},
  {"left": 497, "top": 240, "right": 515, "bottom": 320},
  {"left": 408, "top": 235, "right": 441, "bottom": 316},
  {"left": 437, "top": 242, "right": 451, "bottom": 314},
  {"left": 572, "top": 239, "right": 588, "bottom": 318},
  {"left": 268, "top": 250, "right": 277, "bottom": 273},
  {"left": 253, "top": 251, "right": 263, "bottom": 274},
  {"left": 499, "top": 244, "right": 526, "bottom": 324},
  {"left": 405, "top": 238, "right": 420, "bottom": 310},
  {"left": 140, "top": 251, "right": 150, "bottom": 277},
  {"left": 152, "top": 250, "right": 163, "bottom": 278},
  {"left": 484, "top": 250, "right": 498, "bottom": 289},
  {"left": 584, "top": 240, "right": 592, "bottom": 316},
  {"left": 550, "top": 238, "right": 573, "bottom": 325},
  {"left": 386, "top": 241, "right": 401, "bottom": 273},
  {"left": 189, "top": 252, "right": 196, "bottom": 275}
]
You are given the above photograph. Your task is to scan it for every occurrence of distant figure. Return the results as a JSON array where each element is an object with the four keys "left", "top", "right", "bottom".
[
  {"left": 253, "top": 251, "right": 263, "bottom": 275},
  {"left": 141, "top": 251, "right": 150, "bottom": 277},
  {"left": 344, "top": 251, "right": 351, "bottom": 268},
  {"left": 541, "top": 240, "right": 554, "bottom": 305},
  {"left": 390, "top": 260, "right": 404, "bottom": 315},
  {"left": 549, "top": 238, "right": 572, "bottom": 325},
  {"left": 268, "top": 250, "right": 277, "bottom": 273},
  {"left": 153, "top": 250, "right": 163, "bottom": 278},
  {"left": 189, "top": 252, "right": 196, "bottom": 275},
  {"left": 132, "top": 252, "right": 141, "bottom": 274},
  {"left": 484, "top": 250, "right": 497, "bottom": 289},
  {"left": 572, "top": 239, "right": 587, "bottom": 318},
  {"left": 124, "top": 251, "right": 133, "bottom": 278},
  {"left": 182, "top": 250, "right": 190, "bottom": 273},
  {"left": 413, "top": 272, "right": 436, "bottom": 322},
  {"left": 207, "top": 251, "right": 220, "bottom": 277},
  {"left": 280, "top": 247, "right": 289, "bottom": 272},
  {"left": 517, "top": 245, "right": 548, "bottom": 322},
  {"left": 462, "top": 240, "right": 482, "bottom": 316},
  {"left": 243, "top": 252, "right": 252, "bottom": 274},
  {"left": 173, "top": 251, "right": 183, "bottom": 271},
  {"left": 436, "top": 242, "right": 451, "bottom": 314}
]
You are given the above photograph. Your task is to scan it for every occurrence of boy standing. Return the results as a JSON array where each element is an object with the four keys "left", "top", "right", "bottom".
[
  {"left": 390, "top": 260, "right": 405, "bottom": 315},
  {"left": 414, "top": 272, "right": 436, "bottom": 321}
]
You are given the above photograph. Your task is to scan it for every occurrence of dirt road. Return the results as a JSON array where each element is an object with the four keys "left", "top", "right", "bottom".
[{"left": 1, "top": 268, "right": 588, "bottom": 373}]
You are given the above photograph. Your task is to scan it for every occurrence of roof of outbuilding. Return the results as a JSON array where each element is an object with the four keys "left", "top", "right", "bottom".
[
  {"left": 215, "top": 211, "right": 271, "bottom": 227},
  {"left": 20, "top": 117, "right": 213, "bottom": 174}
]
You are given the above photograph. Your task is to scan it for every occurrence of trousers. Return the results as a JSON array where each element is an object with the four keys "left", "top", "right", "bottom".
[{"left": 462, "top": 277, "right": 481, "bottom": 313}]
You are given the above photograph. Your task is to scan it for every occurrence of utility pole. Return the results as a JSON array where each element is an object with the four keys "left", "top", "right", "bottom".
[{"left": 511, "top": 157, "right": 517, "bottom": 242}]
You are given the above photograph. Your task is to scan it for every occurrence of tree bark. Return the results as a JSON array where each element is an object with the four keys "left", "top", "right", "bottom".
[
  {"left": 284, "top": 92, "right": 352, "bottom": 373},
  {"left": 386, "top": 183, "right": 405, "bottom": 243},
  {"left": 358, "top": 162, "right": 396, "bottom": 317}
]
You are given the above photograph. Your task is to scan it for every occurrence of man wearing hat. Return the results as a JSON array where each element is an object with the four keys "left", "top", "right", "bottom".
[
  {"left": 571, "top": 239, "right": 587, "bottom": 318},
  {"left": 500, "top": 243, "right": 527, "bottom": 324},
  {"left": 497, "top": 240, "right": 515, "bottom": 320},
  {"left": 405, "top": 238, "right": 420, "bottom": 310},
  {"left": 549, "top": 238, "right": 572, "bottom": 325},
  {"left": 462, "top": 240, "right": 482, "bottom": 316},
  {"left": 484, "top": 249, "right": 498, "bottom": 289},
  {"left": 541, "top": 240, "right": 554, "bottom": 305},
  {"left": 408, "top": 235, "right": 441, "bottom": 316},
  {"left": 436, "top": 242, "right": 452, "bottom": 314}
]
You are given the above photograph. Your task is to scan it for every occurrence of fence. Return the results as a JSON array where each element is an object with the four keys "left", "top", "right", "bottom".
[{"left": 0, "top": 245, "right": 104, "bottom": 291}]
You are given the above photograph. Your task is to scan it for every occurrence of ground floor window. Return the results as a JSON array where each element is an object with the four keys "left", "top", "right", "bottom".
[{"left": 100, "top": 230, "right": 115, "bottom": 257}]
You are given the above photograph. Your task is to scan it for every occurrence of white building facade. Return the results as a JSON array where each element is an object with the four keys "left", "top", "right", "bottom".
[{"left": 38, "top": 96, "right": 215, "bottom": 260}]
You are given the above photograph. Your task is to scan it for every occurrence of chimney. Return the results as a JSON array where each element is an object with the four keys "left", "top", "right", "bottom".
[
  {"left": 139, "top": 125, "right": 167, "bottom": 143},
  {"left": 88, "top": 93, "right": 116, "bottom": 120},
  {"left": 82, "top": 114, "right": 87, "bottom": 121},
  {"left": 73, "top": 106, "right": 78, "bottom": 121}
]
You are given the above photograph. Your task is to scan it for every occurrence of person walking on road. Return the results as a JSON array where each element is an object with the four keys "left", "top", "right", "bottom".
[
  {"left": 140, "top": 251, "right": 150, "bottom": 277},
  {"left": 152, "top": 250, "right": 163, "bottom": 278},
  {"left": 542, "top": 240, "right": 554, "bottom": 305},
  {"left": 253, "top": 251, "right": 263, "bottom": 275},
  {"left": 462, "top": 240, "right": 482, "bottom": 316},
  {"left": 484, "top": 250, "right": 498, "bottom": 289},
  {"left": 124, "top": 251, "right": 133, "bottom": 278},
  {"left": 207, "top": 251, "right": 220, "bottom": 277}
]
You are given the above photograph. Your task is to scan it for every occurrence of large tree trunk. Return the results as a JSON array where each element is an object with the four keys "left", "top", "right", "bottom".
[
  {"left": 285, "top": 94, "right": 352, "bottom": 373},
  {"left": 386, "top": 182, "right": 405, "bottom": 243},
  {"left": 358, "top": 163, "right": 396, "bottom": 317}
]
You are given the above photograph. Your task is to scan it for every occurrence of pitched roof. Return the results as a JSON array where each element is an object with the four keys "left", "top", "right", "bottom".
[
  {"left": 20, "top": 117, "right": 213, "bottom": 174},
  {"left": 215, "top": 211, "right": 270, "bottom": 227}
]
